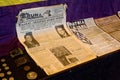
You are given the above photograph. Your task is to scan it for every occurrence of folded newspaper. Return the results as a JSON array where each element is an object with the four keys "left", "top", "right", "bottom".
[
  {"left": 16, "top": 4, "right": 96, "bottom": 75},
  {"left": 67, "top": 18, "right": 120, "bottom": 56}
]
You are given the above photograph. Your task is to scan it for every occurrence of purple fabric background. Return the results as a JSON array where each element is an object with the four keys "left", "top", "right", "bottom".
[{"left": 0, "top": 0, "right": 120, "bottom": 56}]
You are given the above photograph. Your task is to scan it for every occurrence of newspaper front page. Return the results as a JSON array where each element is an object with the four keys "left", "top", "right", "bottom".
[
  {"left": 95, "top": 15, "right": 120, "bottom": 42},
  {"left": 67, "top": 18, "right": 120, "bottom": 56},
  {"left": 16, "top": 4, "right": 96, "bottom": 75}
]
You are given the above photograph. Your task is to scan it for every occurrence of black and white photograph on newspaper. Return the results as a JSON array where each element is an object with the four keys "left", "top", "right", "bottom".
[{"left": 50, "top": 46, "right": 79, "bottom": 66}]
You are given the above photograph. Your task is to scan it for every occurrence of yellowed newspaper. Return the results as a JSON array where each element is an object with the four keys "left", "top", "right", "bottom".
[
  {"left": 95, "top": 15, "right": 120, "bottom": 42},
  {"left": 16, "top": 4, "right": 96, "bottom": 75},
  {"left": 67, "top": 18, "right": 120, "bottom": 56}
]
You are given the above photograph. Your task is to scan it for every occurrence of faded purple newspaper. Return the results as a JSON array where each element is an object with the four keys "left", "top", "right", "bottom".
[
  {"left": 16, "top": 4, "right": 96, "bottom": 75},
  {"left": 67, "top": 18, "right": 120, "bottom": 56}
]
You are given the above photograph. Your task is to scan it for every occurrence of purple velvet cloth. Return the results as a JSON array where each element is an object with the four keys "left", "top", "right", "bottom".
[{"left": 0, "top": 0, "right": 120, "bottom": 56}]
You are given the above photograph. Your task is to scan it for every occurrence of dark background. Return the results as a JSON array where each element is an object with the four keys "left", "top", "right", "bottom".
[{"left": 0, "top": 0, "right": 120, "bottom": 80}]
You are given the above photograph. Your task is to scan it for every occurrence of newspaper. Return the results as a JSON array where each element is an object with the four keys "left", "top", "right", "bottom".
[
  {"left": 67, "top": 18, "right": 120, "bottom": 56},
  {"left": 16, "top": 4, "right": 96, "bottom": 75},
  {"left": 95, "top": 15, "right": 120, "bottom": 42}
]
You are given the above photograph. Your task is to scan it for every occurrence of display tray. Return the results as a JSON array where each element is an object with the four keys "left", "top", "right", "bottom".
[{"left": 0, "top": 48, "right": 47, "bottom": 80}]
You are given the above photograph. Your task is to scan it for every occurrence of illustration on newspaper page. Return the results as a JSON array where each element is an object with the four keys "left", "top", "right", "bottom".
[
  {"left": 16, "top": 4, "right": 96, "bottom": 75},
  {"left": 67, "top": 18, "right": 120, "bottom": 56}
]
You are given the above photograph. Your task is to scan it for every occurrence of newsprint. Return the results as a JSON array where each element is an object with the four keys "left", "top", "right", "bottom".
[
  {"left": 67, "top": 18, "right": 120, "bottom": 56},
  {"left": 95, "top": 15, "right": 120, "bottom": 42},
  {"left": 16, "top": 4, "right": 96, "bottom": 75}
]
